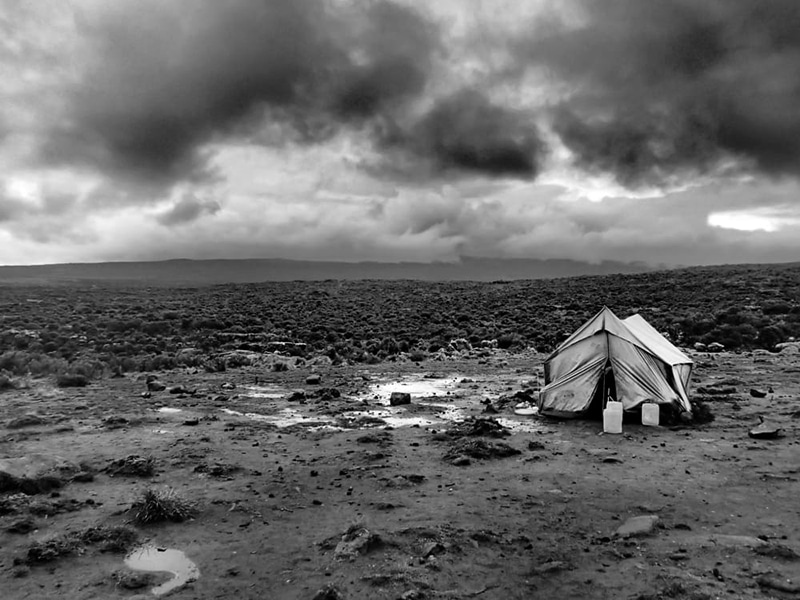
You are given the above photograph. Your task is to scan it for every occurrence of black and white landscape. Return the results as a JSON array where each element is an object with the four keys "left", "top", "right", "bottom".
[{"left": 2, "top": 2, "right": 800, "bottom": 599}]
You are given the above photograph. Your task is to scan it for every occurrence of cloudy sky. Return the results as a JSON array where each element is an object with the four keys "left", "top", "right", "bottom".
[{"left": 2, "top": 0, "right": 800, "bottom": 267}]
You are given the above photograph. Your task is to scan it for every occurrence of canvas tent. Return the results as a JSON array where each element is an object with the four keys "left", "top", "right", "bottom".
[{"left": 538, "top": 307, "right": 693, "bottom": 417}]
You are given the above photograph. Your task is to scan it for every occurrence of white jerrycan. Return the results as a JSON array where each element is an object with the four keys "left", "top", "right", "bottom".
[{"left": 603, "top": 400, "right": 623, "bottom": 434}]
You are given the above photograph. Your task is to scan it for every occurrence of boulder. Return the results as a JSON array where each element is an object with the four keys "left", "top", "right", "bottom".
[
  {"left": 614, "top": 515, "right": 659, "bottom": 538},
  {"left": 749, "top": 388, "right": 768, "bottom": 398},
  {"left": 389, "top": 392, "right": 411, "bottom": 406},
  {"left": 693, "top": 342, "right": 707, "bottom": 352},
  {"left": 306, "top": 374, "right": 322, "bottom": 385},
  {"left": 707, "top": 342, "right": 725, "bottom": 352}
]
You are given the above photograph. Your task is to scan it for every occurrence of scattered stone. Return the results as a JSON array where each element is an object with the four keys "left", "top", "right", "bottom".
[
  {"left": 312, "top": 584, "right": 345, "bottom": 600},
  {"left": 749, "top": 419, "right": 784, "bottom": 439},
  {"left": 756, "top": 574, "right": 800, "bottom": 594},
  {"left": 102, "top": 416, "right": 129, "bottom": 429},
  {"left": 105, "top": 455, "right": 156, "bottom": 478},
  {"left": 527, "top": 441, "right": 546, "bottom": 451},
  {"left": 169, "top": 386, "right": 193, "bottom": 395},
  {"left": 287, "top": 391, "right": 306, "bottom": 402},
  {"left": 614, "top": 515, "right": 659, "bottom": 538},
  {"left": 182, "top": 419, "right": 200, "bottom": 426},
  {"left": 422, "top": 542, "right": 446, "bottom": 558},
  {"left": 306, "top": 374, "right": 322, "bottom": 385},
  {"left": 146, "top": 376, "right": 166, "bottom": 392},
  {"left": 444, "top": 439, "right": 520, "bottom": 461},
  {"left": 390, "top": 392, "right": 411, "bottom": 406},
  {"left": 450, "top": 456, "right": 471, "bottom": 467},
  {"left": 446, "top": 417, "right": 510, "bottom": 438},
  {"left": 6, "top": 414, "right": 46, "bottom": 429},
  {"left": 334, "top": 526, "right": 383, "bottom": 561},
  {"left": 750, "top": 388, "right": 768, "bottom": 398},
  {"left": 193, "top": 462, "right": 240, "bottom": 478}
]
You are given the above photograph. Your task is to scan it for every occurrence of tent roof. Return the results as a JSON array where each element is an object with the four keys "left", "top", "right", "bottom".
[
  {"left": 549, "top": 306, "right": 692, "bottom": 367},
  {"left": 622, "top": 313, "right": 692, "bottom": 366}
]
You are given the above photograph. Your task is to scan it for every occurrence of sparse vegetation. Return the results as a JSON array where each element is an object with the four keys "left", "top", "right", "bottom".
[
  {"left": 130, "top": 487, "right": 198, "bottom": 525},
  {"left": 1, "top": 263, "right": 799, "bottom": 381},
  {"left": 23, "top": 526, "right": 138, "bottom": 563}
]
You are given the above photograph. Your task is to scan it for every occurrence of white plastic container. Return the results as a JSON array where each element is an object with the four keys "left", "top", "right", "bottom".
[
  {"left": 603, "top": 401, "right": 623, "bottom": 434},
  {"left": 641, "top": 403, "right": 659, "bottom": 427}
]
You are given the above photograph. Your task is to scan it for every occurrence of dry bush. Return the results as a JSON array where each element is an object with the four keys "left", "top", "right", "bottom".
[{"left": 130, "top": 487, "right": 198, "bottom": 525}]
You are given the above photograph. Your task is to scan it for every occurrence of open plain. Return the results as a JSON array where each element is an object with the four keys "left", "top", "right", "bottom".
[{"left": 1, "top": 268, "right": 800, "bottom": 599}]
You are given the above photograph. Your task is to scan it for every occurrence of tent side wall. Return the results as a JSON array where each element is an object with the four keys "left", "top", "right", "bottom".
[
  {"left": 539, "top": 334, "right": 608, "bottom": 415},
  {"left": 607, "top": 335, "right": 680, "bottom": 410}
]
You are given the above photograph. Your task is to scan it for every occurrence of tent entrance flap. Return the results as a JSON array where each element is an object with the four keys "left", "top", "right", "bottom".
[{"left": 586, "top": 361, "right": 616, "bottom": 418}]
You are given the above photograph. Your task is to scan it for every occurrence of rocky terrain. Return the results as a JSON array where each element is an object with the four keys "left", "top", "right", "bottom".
[
  {"left": 1, "top": 267, "right": 800, "bottom": 599},
  {"left": 1, "top": 345, "right": 799, "bottom": 599}
]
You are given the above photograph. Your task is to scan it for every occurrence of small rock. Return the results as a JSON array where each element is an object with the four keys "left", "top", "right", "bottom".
[
  {"left": 72, "top": 471, "right": 94, "bottom": 483},
  {"left": 749, "top": 421, "right": 783, "bottom": 439},
  {"left": 614, "top": 515, "right": 659, "bottom": 538},
  {"left": 287, "top": 391, "right": 306, "bottom": 402},
  {"left": 306, "top": 374, "right": 322, "bottom": 385},
  {"left": 390, "top": 392, "right": 411, "bottom": 406},
  {"left": 450, "top": 456, "right": 471, "bottom": 467},
  {"left": 679, "top": 411, "right": 694, "bottom": 424},
  {"left": 422, "top": 542, "right": 446, "bottom": 558},
  {"left": 221, "top": 382, "right": 236, "bottom": 390},
  {"left": 169, "top": 386, "right": 193, "bottom": 395},
  {"left": 312, "top": 584, "right": 345, "bottom": 600},
  {"left": 749, "top": 388, "right": 767, "bottom": 398},
  {"left": 146, "top": 379, "right": 166, "bottom": 392},
  {"left": 182, "top": 419, "right": 200, "bottom": 427},
  {"left": 707, "top": 342, "right": 725, "bottom": 352}
]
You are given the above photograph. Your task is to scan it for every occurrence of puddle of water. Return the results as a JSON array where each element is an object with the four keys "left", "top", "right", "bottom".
[
  {"left": 367, "top": 376, "right": 464, "bottom": 404},
  {"left": 495, "top": 417, "right": 546, "bottom": 434},
  {"left": 157, "top": 407, "right": 182, "bottom": 414},
  {"left": 244, "top": 385, "right": 287, "bottom": 399},
  {"left": 221, "top": 408, "right": 339, "bottom": 430},
  {"left": 124, "top": 545, "right": 199, "bottom": 596}
]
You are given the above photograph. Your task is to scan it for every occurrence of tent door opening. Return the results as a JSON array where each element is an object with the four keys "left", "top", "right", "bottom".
[{"left": 587, "top": 361, "right": 617, "bottom": 418}]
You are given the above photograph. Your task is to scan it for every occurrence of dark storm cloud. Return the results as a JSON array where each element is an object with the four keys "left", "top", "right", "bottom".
[
  {"left": 377, "top": 90, "right": 545, "bottom": 179},
  {"left": 41, "top": 0, "right": 439, "bottom": 185},
  {"left": 156, "top": 194, "right": 221, "bottom": 227},
  {"left": 521, "top": 0, "right": 800, "bottom": 185}
]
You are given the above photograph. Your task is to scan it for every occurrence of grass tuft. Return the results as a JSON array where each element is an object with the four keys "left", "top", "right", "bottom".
[{"left": 130, "top": 487, "right": 198, "bottom": 525}]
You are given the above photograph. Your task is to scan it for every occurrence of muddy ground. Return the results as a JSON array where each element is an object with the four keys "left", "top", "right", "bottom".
[{"left": 1, "top": 349, "right": 799, "bottom": 600}]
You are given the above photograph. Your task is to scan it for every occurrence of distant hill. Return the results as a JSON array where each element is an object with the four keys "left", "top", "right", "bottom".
[{"left": 0, "top": 256, "right": 658, "bottom": 284}]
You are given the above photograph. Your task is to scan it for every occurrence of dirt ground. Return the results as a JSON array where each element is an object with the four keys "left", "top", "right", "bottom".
[{"left": 1, "top": 349, "right": 799, "bottom": 600}]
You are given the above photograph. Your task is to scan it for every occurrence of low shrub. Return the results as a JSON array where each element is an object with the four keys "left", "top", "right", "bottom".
[{"left": 130, "top": 487, "right": 198, "bottom": 525}]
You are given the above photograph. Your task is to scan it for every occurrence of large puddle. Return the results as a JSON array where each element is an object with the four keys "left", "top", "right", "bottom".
[
  {"left": 124, "top": 545, "right": 199, "bottom": 596},
  {"left": 224, "top": 375, "right": 543, "bottom": 433},
  {"left": 366, "top": 376, "right": 464, "bottom": 404}
]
